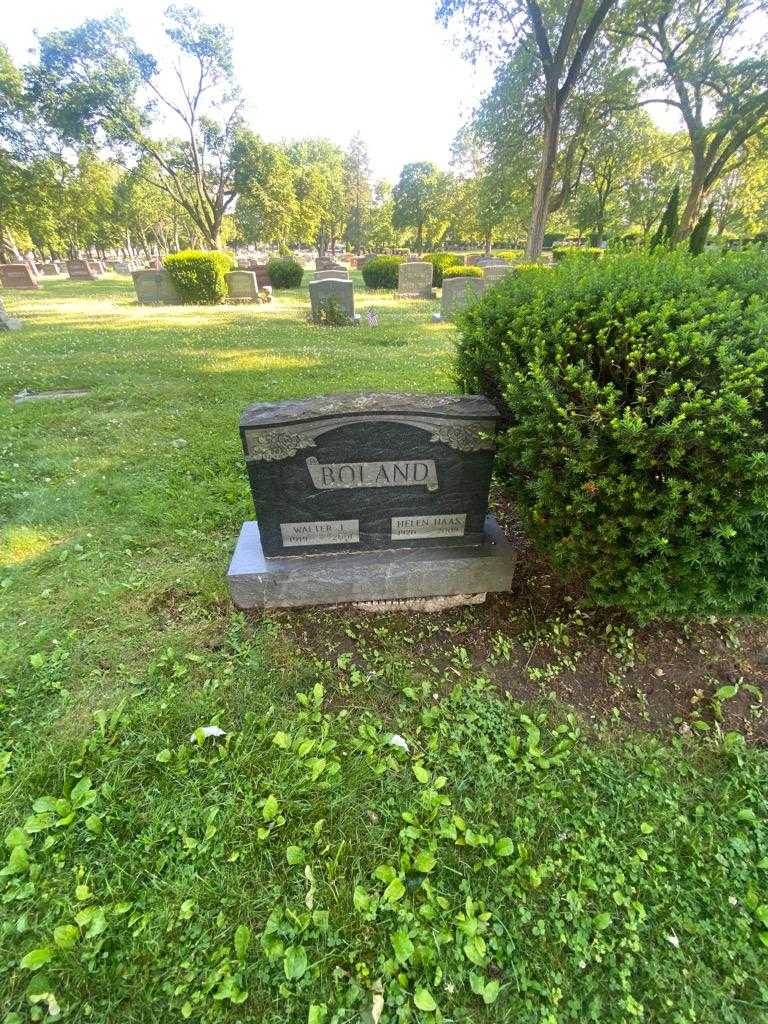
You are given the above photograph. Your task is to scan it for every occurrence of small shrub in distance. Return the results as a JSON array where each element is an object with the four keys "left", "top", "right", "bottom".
[
  {"left": 491, "top": 250, "right": 524, "bottom": 261},
  {"left": 164, "top": 250, "right": 234, "bottom": 304},
  {"left": 443, "top": 265, "right": 484, "bottom": 279},
  {"left": 423, "top": 252, "right": 462, "bottom": 286},
  {"left": 455, "top": 249, "right": 768, "bottom": 620},
  {"left": 311, "top": 297, "right": 351, "bottom": 326},
  {"left": 267, "top": 258, "right": 303, "bottom": 289},
  {"left": 362, "top": 255, "right": 403, "bottom": 290},
  {"left": 551, "top": 246, "right": 603, "bottom": 262}
]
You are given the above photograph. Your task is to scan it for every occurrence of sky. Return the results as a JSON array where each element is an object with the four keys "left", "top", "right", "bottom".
[{"left": 2, "top": 0, "right": 494, "bottom": 183}]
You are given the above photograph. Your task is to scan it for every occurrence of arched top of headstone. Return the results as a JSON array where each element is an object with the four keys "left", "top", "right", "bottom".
[{"left": 240, "top": 391, "right": 498, "bottom": 428}]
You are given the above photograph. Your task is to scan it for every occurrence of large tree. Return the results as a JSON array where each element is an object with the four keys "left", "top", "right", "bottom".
[
  {"left": 287, "top": 139, "right": 346, "bottom": 254},
  {"left": 234, "top": 134, "right": 298, "bottom": 248},
  {"left": 344, "top": 133, "right": 373, "bottom": 254},
  {"left": 28, "top": 6, "right": 243, "bottom": 249},
  {"left": 392, "top": 161, "right": 451, "bottom": 253},
  {"left": 438, "top": 0, "right": 626, "bottom": 258},
  {"left": 632, "top": 0, "right": 768, "bottom": 237},
  {"left": 0, "top": 44, "right": 30, "bottom": 261}
]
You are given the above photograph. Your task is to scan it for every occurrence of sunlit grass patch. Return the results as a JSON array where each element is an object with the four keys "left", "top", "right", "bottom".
[{"left": 0, "top": 525, "right": 60, "bottom": 567}]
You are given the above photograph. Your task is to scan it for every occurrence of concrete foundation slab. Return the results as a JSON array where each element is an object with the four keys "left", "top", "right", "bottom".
[{"left": 227, "top": 515, "right": 516, "bottom": 609}]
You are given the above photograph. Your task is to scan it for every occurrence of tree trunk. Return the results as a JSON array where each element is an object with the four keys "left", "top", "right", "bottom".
[
  {"left": 484, "top": 232, "right": 492, "bottom": 256},
  {"left": 526, "top": 91, "right": 561, "bottom": 260},
  {"left": 0, "top": 227, "right": 22, "bottom": 262},
  {"left": 678, "top": 159, "right": 706, "bottom": 240},
  {"left": 416, "top": 223, "right": 423, "bottom": 256}
]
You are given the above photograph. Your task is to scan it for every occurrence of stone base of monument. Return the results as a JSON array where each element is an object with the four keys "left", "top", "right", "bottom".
[{"left": 227, "top": 515, "right": 516, "bottom": 610}]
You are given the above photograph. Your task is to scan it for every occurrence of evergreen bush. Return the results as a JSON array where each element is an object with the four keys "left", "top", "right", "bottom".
[
  {"left": 163, "top": 250, "right": 234, "bottom": 304},
  {"left": 455, "top": 250, "right": 768, "bottom": 620},
  {"left": 267, "top": 258, "right": 303, "bottom": 289},
  {"left": 443, "top": 266, "right": 484, "bottom": 279},
  {"left": 491, "top": 250, "right": 524, "bottom": 261},
  {"left": 423, "top": 252, "right": 463, "bottom": 286},
  {"left": 552, "top": 246, "right": 604, "bottom": 262},
  {"left": 362, "top": 255, "right": 404, "bottom": 290}
]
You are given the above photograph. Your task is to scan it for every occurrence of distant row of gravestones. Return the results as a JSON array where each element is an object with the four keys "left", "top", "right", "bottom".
[
  {"left": 307, "top": 257, "right": 518, "bottom": 323},
  {"left": 0, "top": 259, "right": 143, "bottom": 290}
]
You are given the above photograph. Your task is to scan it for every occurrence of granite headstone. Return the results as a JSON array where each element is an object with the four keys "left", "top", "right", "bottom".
[
  {"left": 397, "top": 261, "right": 435, "bottom": 298},
  {"left": 0, "top": 298, "right": 23, "bottom": 330},
  {"left": 309, "top": 278, "right": 355, "bottom": 322},
  {"left": 67, "top": 260, "right": 99, "bottom": 281},
  {"left": 0, "top": 264, "right": 40, "bottom": 290},
  {"left": 227, "top": 392, "right": 516, "bottom": 608},
  {"left": 313, "top": 269, "right": 350, "bottom": 281},
  {"left": 131, "top": 269, "right": 181, "bottom": 305},
  {"left": 441, "top": 276, "right": 486, "bottom": 318},
  {"left": 226, "top": 270, "right": 260, "bottom": 301}
]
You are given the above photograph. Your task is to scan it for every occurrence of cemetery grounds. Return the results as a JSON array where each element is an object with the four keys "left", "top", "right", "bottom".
[{"left": 0, "top": 273, "right": 766, "bottom": 1023}]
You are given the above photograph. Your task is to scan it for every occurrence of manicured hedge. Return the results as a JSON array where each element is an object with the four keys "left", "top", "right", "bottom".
[
  {"left": 423, "top": 252, "right": 462, "bottom": 286},
  {"left": 455, "top": 250, "right": 768, "bottom": 620},
  {"left": 491, "top": 250, "right": 524, "bottom": 261},
  {"left": 362, "top": 255, "right": 403, "bottom": 290},
  {"left": 443, "top": 265, "right": 484, "bottom": 279},
  {"left": 552, "top": 246, "right": 604, "bottom": 262},
  {"left": 164, "top": 250, "right": 234, "bottom": 304},
  {"left": 267, "top": 258, "right": 303, "bottom": 289}
]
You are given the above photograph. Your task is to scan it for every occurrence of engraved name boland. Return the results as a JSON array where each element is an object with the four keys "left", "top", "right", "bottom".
[{"left": 306, "top": 456, "right": 438, "bottom": 492}]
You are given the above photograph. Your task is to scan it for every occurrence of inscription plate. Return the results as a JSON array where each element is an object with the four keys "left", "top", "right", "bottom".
[
  {"left": 391, "top": 514, "right": 466, "bottom": 540},
  {"left": 239, "top": 392, "right": 500, "bottom": 556},
  {"left": 281, "top": 520, "right": 360, "bottom": 546},
  {"left": 307, "top": 456, "right": 438, "bottom": 491}
]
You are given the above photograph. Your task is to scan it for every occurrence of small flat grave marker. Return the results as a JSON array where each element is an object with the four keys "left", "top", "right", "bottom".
[{"left": 13, "top": 387, "right": 91, "bottom": 402}]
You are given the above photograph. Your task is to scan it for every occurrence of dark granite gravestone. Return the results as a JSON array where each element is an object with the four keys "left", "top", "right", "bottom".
[
  {"left": 0, "top": 264, "right": 40, "bottom": 290},
  {"left": 227, "top": 392, "right": 516, "bottom": 608}
]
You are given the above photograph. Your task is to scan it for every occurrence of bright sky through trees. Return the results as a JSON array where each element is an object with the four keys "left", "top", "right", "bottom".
[{"left": 3, "top": 0, "right": 494, "bottom": 183}]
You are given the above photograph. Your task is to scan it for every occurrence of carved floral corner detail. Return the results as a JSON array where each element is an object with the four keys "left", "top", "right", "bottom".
[
  {"left": 247, "top": 430, "right": 317, "bottom": 461},
  {"left": 429, "top": 424, "right": 495, "bottom": 452}
]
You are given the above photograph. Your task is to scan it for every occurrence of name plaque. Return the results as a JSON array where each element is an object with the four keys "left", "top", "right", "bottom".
[
  {"left": 238, "top": 392, "right": 500, "bottom": 556},
  {"left": 306, "top": 456, "right": 438, "bottom": 492},
  {"left": 280, "top": 520, "right": 360, "bottom": 547},
  {"left": 391, "top": 514, "right": 466, "bottom": 540}
]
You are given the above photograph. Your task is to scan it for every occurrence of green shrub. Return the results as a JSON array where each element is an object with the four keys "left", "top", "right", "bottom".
[
  {"left": 552, "top": 246, "right": 604, "bottom": 262},
  {"left": 491, "top": 250, "right": 524, "bottom": 261},
  {"left": 455, "top": 249, "right": 768, "bottom": 620},
  {"left": 422, "top": 252, "right": 462, "bottom": 286},
  {"left": 543, "top": 233, "right": 566, "bottom": 248},
  {"left": 311, "top": 297, "right": 351, "bottom": 326},
  {"left": 163, "top": 250, "right": 234, "bottom": 304},
  {"left": 267, "top": 258, "right": 303, "bottom": 289},
  {"left": 362, "top": 255, "right": 404, "bottom": 289},
  {"left": 443, "top": 265, "right": 484, "bottom": 279}
]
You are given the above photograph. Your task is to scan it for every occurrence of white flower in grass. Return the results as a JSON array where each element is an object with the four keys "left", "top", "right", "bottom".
[
  {"left": 729, "top": 896, "right": 738, "bottom": 907},
  {"left": 665, "top": 932, "right": 680, "bottom": 948},
  {"left": 189, "top": 725, "right": 226, "bottom": 742},
  {"left": 387, "top": 734, "right": 409, "bottom": 752}
]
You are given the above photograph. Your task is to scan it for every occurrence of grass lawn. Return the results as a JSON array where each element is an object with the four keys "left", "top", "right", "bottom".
[{"left": 0, "top": 273, "right": 767, "bottom": 1023}]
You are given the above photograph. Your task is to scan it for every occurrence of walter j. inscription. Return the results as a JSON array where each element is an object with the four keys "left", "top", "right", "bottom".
[{"left": 227, "top": 392, "right": 516, "bottom": 608}]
